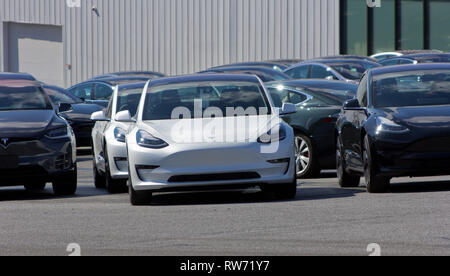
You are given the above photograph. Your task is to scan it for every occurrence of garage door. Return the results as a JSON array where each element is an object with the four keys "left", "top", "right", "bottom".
[{"left": 7, "top": 23, "right": 63, "bottom": 87}]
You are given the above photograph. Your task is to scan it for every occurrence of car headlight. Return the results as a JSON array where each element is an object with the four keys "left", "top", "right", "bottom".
[
  {"left": 45, "top": 127, "right": 69, "bottom": 139},
  {"left": 376, "top": 117, "right": 409, "bottom": 134},
  {"left": 257, "top": 124, "right": 287, "bottom": 144},
  {"left": 136, "top": 130, "right": 168, "bottom": 149},
  {"left": 114, "top": 127, "right": 127, "bottom": 143}
]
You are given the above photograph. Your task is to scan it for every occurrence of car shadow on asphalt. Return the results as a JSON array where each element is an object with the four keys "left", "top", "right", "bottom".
[
  {"left": 390, "top": 180, "right": 450, "bottom": 194},
  {"left": 147, "top": 184, "right": 365, "bottom": 206}
]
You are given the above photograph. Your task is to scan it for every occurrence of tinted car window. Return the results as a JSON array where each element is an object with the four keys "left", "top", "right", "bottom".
[
  {"left": 285, "top": 66, "right": 309, "bottom": 79},
  {"left": 357, "top": 75, "right": 368, "bottom": 107},
  {"left": 399, "top": 59, "right": 414, "bottom": 65},
  {"left": 380, "top": 59, "right": 400, "bottom": 66},
  {"left": 70, "top": 84, "right": 93, "bottom": 100},
  {"left": 373, "top": 70, "right": 450, "bottom": 108},
  {"left": 94, "top": 84, "right": 113, "bottom": 100},
  {"left": 143, "top": 81, "right": 270, "bottom": 120},
  {"left": 45, "top": 87, "right": 81, "bottom": 105},
  {"left": 0, "top": 85, "right": 52, "bottom": 111},
  {"left": 329, "top": 62, "right": 379, "bottom": 80},
  {"left": 116, "top": 88, "right": 144, "bottom": 117},
  {"left": 310, "top": 65, "right": 336, "bottom": 79}
]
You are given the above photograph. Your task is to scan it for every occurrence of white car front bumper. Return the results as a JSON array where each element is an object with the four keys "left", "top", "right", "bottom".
[{"left": 128, "top": 139, "right": 296, "bottom": 192}]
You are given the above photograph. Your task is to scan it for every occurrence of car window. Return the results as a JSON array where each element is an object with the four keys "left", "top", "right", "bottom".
[
  {"left": 373, "top": 70, "right": 450, "bottom": 108},
  {"left": 357, "top": 75, "right": 368, "bottom": 107},
  {"left": 267, "top": 87, "right": 308, "bottom": 107},
  {"left": 399, "top": 59, "right": 414, "bottom": 65},
  {"left": 70, "top": 84, "right": 93, "bottom": 100},
  {"left": 0, "top": 85, "right": 53, "bottom": 111},
  {"left": 143, "top": 81, "right": 270, "bottom": 120},
  {"left": 285, "top": 65, "right": 309, "bottom": 79},
  {"left": 380, "top": 59, "right": 400, "bottom": 66},
  {"left": 116, "top": 87, "right": 145, "bottom": 117},
  {"left": 310, "top": 65, "right": 336, "bottom": 79},
  {"left": 94, "top": 84, "right": 113, "bottom": 100},
  {"left": 45, "top": 87, "right": 79, "bottom": 105}
]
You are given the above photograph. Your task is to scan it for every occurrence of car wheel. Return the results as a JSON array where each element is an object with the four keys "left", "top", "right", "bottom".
[
  {"left": 93, "top": 157, "right": 106, "bottom": 189},
  {"left": 24, "top": 182, "right": 47, "bottom": 191},
  {"left": 363, "top": 136, "right": 390, "bottom": 193},
  {"left": 129, "top": 180, "right": 152, "bottom": 206},
  {"left": 295, "top": 134, "right": 320, "bottom": 178},
  {"left": 336, "top": 137, "right": 360, "bottom": 188},
  {"left": 104, "top": 146, "right": 127, "bottom": 194},
  {"left": 52, "top": 166, "right": 78, "bottom": 196}
]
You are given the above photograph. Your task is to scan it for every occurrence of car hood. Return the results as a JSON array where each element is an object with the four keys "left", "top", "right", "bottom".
[
  {"left": 62, "top": 103, "right": 104, "bottom": 122},
  {"left": 0, "top": 110, "right": 61, "bottom": 138},
  {"left": 142, "top": 115, "right": 280, "bottom": 144},
  {"left": 379, "top": 105, "right": 450, "bottom": 130}
]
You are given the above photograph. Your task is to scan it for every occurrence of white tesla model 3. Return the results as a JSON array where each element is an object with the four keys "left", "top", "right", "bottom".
[
  {"left": 116, "top": 74, "right": 297, "bottom": 205},
  {"left": 91, "top": 82, "right": 147, "bottom": 193}
]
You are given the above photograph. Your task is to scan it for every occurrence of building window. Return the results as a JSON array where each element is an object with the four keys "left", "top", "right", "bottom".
[
  {"left": 340, "top": 0, "right": 368, "bottom": 56},
  {"left": 341, "top": 0, "right": 450, "bottom": 55},
  {"left": 429, "top": 0, "right": 450, "bottom": 51}
]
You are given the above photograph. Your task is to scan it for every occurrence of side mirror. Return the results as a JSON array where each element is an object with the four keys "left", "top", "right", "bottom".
[
  {"left": 279, "top": 103, "right": 297, "bottom": 115},
  {"left": 343, "top": 98, "right": 363, "bottom": 110},
  {"left": 91, "top": 111, "right": 109, "bottom": 122},
  {"left": 58, "top": 103, "right": 73, "bottom": 113},
  {"left": 115, "top": 110, "right": 135, "bottom": 123}
]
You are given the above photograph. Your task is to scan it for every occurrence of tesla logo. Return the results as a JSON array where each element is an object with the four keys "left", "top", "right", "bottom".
[
  {"left": 0, "top": 138, "right": 9, "bottom": 148},
  {"left": 366, "top": 0, "right": 381, "bottom": 8}
]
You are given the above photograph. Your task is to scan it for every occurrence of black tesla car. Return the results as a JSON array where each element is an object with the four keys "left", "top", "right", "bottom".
[
  {"left": 0, "top": 73, "right": 77, "bottom": 195},
  {"left": 66, "top": 76, "right": 151, "bottom": 107},
  {"left": 43, "top": 84, "right": 104, "bottom": 147},
  {"left": 336, "top": 63, "right": 450, "bottom": 193},
  {"left": 265, "top": 80, "right": 354, "bottom": 178}
]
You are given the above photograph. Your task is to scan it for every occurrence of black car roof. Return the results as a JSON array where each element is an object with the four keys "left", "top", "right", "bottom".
[
  {"left": 266, "top": 79, "right": 358, "bottom": 88},
  {"left": 203, "top": 66, "right": 287, "bottom": 74},
  {"left": 401, "top": 53, "right": 450, "bottom": 59},
  {"left": 117, "top": 81, "right": 148, "bottom": 90},
  {"left": 149, "top": 74, "right": 261, "bottom": 88},
  {"left": 0, "top": 72, "right": 36, "bottom": 81},
  {"left": 370, "top": 63, "right": 450, "bottom": 76},
  {"left": 112, "top": 71, "right": 166, "bottom": 77},
  {"left": 73, "top": 77, "right": 151, "bottom": 87}
]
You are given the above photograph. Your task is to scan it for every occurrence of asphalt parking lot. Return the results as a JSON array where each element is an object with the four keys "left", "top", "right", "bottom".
[{"left": 0, "top": 151, "right": 449, "bottom": 256}]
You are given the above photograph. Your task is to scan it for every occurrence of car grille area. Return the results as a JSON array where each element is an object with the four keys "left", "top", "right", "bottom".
[{"left": 168, "top": 172, "right": 261, "bottom": 183}]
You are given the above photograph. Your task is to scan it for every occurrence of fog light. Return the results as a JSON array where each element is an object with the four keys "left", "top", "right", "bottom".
[
  {"left": 267, "top": 158, "right": 291, "bottom": 175},
  {"left": 267, "top": 158, "right": 290, "bottom": 164},
  {"left": 136, "top": 165, "right": 160, "bottom": 181},
  {"left": 114, "top": 157, "right": 128, "bottom": 172}
]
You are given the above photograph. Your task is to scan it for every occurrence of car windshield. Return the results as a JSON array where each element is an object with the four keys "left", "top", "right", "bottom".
[
  {"left": 45, "top": 87, "right": 82, "bottom": 105},
  {"left": 373, "top": 70, "right": 450, "bottom": 108},
  {"left": 330, "top": 62, "right": 380, "bottom": 80},
  {"left": 116, "top": 87, "right": 144, "bottom": 117},
  {"left": 416, "top": 56, "right": 450, "bottom": 63},
  {"left": 143, "top": 81, "right": 270, "bottom": 120},
  {"left": 0, "top": 85, "right": 53, "bottom": 111}
]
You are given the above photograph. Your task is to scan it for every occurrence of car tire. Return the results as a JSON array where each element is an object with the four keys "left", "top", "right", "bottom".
[
  {"left": 295, "top": 134, "right": 320, "bottom": 179},
  {"left": 363, "top": 135, "right": 390, "bottom": 193},
  {"left": 336, "top": 136, "right": 361, "bottom": 188},
  {"left": 93, "top": 157, "right": 106, "bottom": 189},
  {"left": 24, "top": 182, "right": 47, "bottom": 191},
  {"left": 104, "top": 146, "right": 127, "bottom": 194},
  {"left": 129, "top": 180, "right": 152, "bottom": 206},
  {"left": 52, "top": 166, "right": 78, "bottom": 196}
]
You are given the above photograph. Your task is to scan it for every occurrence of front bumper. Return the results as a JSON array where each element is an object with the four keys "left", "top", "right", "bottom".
[
  {"left": 128, "top": 141, "right": 296, "bottom": 192},
  {"left": 0, "top": 137, "right": 76, "bottom": 185},
  {"left": 106, "top": 138, "right": 129, "bottom": 179},
  {"left": 374, "top": 136, "right": 450, "bottom": 177}
]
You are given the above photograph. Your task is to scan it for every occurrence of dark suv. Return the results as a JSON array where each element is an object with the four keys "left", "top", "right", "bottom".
[{"left": 0, "top": 73, "right": 77, "bottom": 195}]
